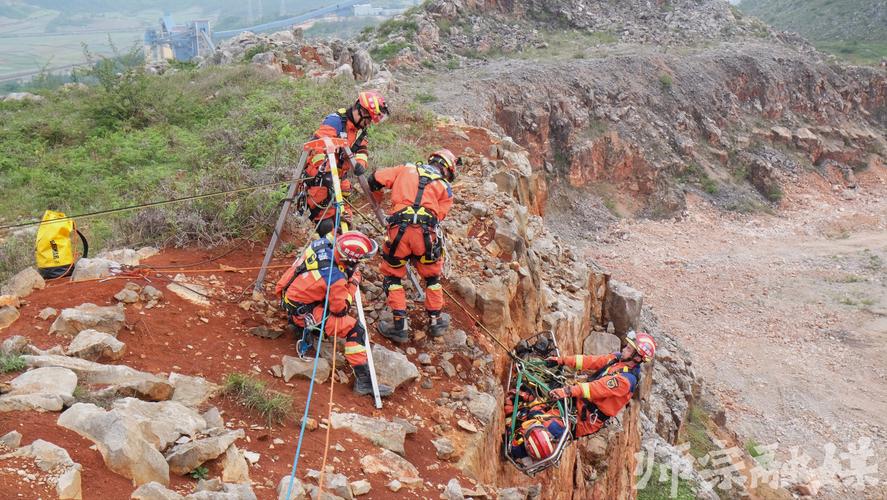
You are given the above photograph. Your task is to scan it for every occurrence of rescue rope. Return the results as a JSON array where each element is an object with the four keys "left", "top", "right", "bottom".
[
  {"left": 317, "top": 316, "right": 340, "bottom": 497},
  {"left": 283, "top": 201, "right": 343, "bottom": 500},
  {"left": 0, "top": 179, "right": 302, "bottom": 232}
]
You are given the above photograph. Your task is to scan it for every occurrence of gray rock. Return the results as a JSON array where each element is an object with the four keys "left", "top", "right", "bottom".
[
  {"left": 110, "top": 398, "right": 207, "bottom": 449},
  {"left": 498, "top": 487, "right": 530, "bottom": 500},
  {"left": 140, "top": 286, "right": 164, "bottom": 304},
  {"left": 1, "top": 267, "right": 45, "bottom": 298},
  {"left": 277, "top": 475, "right": 308, "bottom": 500},
  {"left": 371, "top": 344, "right": 419, "bottom": 390},
  {"left": 351, "top": 49, "right": 373, "bottom": 81},
  {"left": 38, "top": 307, "right": 58, "bottom": 320},
  {"left": 583, "top": 331, "right": 621, "bottom": 355},
  {"left": 330, "top": 412, "right": 407, "bottom": 454},
  {"left": 439, "top": 359, "right": 457, "bottom": 378},
  {"left": 165, "top": 429, "right": 244, "bottom": 475},
  {"left": 115, "top": 288, "right": 140, "bottom": 303},
  {"left": 282, "top": 355, "right": 330, "bottom": 384},
  {"left": 0, "top": 306, "right": 20, "bottom": 330},
  {"left": 444, "top": 329, "right": 468, "bottom": 349},
  {"left": 431, "top": 436, "right": 456, "bottom": 460},
  {"left": 464, "top": 386, "right": 496, "bottom": 424},
  {"left": 132, "top": 482, "right": 185, "bottom": 499},
  {"left": 203, "top": 407, "right": 224, "bottom": 429},
  {"left": 443, "top": 478, "right": 465, "bottom": 500},
  {"left": 0, "top": 366, "right": 77, "bottom": 412},
  {"left": 350, "top": 479, "right": 371, "bottom": 496},
  {"left": 1, "top": 335, "right": 29, "bottom": 355},
  {"left": 0, "top": 430, "right": 22, "bottom": 448},
  {"left": 188, "top": 483, "right": 256, "bottom": 500},
  {"left": 67, "top": 329, "right": 126, "bottom": 361},
  {"left": 417, "top": 353, "right": 432, "bottom": 365},
  {"left": 307, "top": 470, "right": 352, "bottom": 499},
  {"left": 168, "top": 372, "right": 222, "bottom": 407},
  {"left": 95, "top": 249, "right": 141, "bottom": 266},
  {"left": 22, "top": 355, "right": 170, "bottom": 396},
  {"left": 49, "top": 303, "right": 126, "bottom": 337},
  {"left": 11, "top": 439, "right": 82, "bottom": 499},
  {"left": 57, "top": 465, "right": 82, "bottom": 499},
  {"left": 221, "top": 445, "right": 250, "bottom": 484},
  {"left": 359, "top": 449, "right": 421, "bottom": 488},
  {"left": 453, "top": 277, "right": 476, "bottom": 308},
  {"left": 605, "top": 279, "right": 643, "bottom": 335},
  {"left": 71, "top": 258, "right": 120, "bottom": 282},
  {"left": 166, "top": 275, "right": 211, "bottom": 306}
]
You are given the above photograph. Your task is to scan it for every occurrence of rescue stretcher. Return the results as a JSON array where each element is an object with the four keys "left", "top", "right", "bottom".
[{"left": 503, "top": 331, "right": 575, "bottom": 476}]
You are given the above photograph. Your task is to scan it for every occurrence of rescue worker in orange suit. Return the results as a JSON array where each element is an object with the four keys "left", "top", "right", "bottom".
[
  {"left": 275, "top": 231, "right": 393, "bottom": 397},
  {"left": 367, "top": 149, "right": 459, "bottom": 342},
  {"left": 506, "top": 397, "right": 567, "bottom": 463},
  {"left": 303, "top": 90, "right": 389, "bottom": 237},
  {"left": 547, "top": 331, "right": 656, "bottom": 437}
]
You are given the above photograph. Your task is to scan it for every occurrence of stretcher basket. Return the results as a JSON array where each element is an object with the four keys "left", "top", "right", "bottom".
[{"left": 502, "top": 331, "right": 575, "bottom": 476}]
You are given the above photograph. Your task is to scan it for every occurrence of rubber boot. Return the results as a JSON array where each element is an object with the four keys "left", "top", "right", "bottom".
[
  {"left": 352, "top": 364, "right": 393, "bottom": 397},
  {"left": 428, "top": 312, "right": 450, "bottom": 338},
  {"left": 379, "top": 315, "right": 410, "bottom": 344}
]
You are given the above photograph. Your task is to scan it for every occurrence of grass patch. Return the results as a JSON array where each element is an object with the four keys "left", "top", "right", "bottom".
[
  {"left": 701, "top": 177, "right": 719, "bottom": 195},
  {"left": 370, "top": 41, "right": 409, "bottom": 62},
  {"left": 375, "top": 18, "right": 418, "bottom": 39},
  {"left": 835, "top": 274, "right": 865, "bottom": 283},
  {"left": 242, "top": 44, "right": 270, "bottom": 62},
  {"left": 682, "top": 405, "right": 719, "bottom": 460},
  {"left": 446, "top": 58, "right": 460, "bottom": 70},
  {"left": 637, "top": 462, "right": 698, "bottom": 500},
  {"left": 224, "top": 373, "right": 293, "bottom": 426},
  {"left": 415, "top": 92, "right": 437, "bottom": 104},
  {"left": 659, "top": 73, "right": 673, "bottom": 90},
  {"left": 0, "top": 354, "right": 26, "bottom": 373}
]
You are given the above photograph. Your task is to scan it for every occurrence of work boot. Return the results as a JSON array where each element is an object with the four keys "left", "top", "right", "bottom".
[
  {"left": 379, "top": 316, "right": 410, "bottom": 344},
  {"left": 352, "top": 364, "right": 393, "bottom": 397},
  {"left": 428, "top": 312, "right": 450, "bottom": 338}
]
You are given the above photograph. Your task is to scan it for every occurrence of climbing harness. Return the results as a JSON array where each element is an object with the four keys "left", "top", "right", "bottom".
[{"left": 383, "top": 164, "right": 447, "bottom": 265}]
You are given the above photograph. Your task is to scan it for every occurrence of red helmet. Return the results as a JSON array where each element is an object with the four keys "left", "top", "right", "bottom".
[
  {"left": 625, "top": 330, "right": 656, "bottom": 362},
  {"left": 523, "top": 424, "right": 555, "bottom": 461},
  {"left": 334, "top": 231, "right": 379, "bottom": 264},
  {"left": 428, "top": 149, "right": 459, "bottom": 180},
  {"left": 356, "top": 90, "right": 389, "bottom": 124}
]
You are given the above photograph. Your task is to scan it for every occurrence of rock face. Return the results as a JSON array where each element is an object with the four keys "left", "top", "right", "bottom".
[
  {"left": 370, "top": 344, "right": 419, "bottom": 390},
  {"left": 49, "top": 303, "right": 126, "bottom": 337},
  {"left": 1, "top": 267, "right": 45, "bottom": 298},
  {"left": 604, "top": 280, "right": 643, "bottom": 335},
  {"left": 329, "top": 412, "right": 407, "bottom": 455},
  {"left": 0, "top": 367, "right": 77, "bottom": 412},
  {"left": 66, "top": 329, "right": 126, "bottom": 361}
]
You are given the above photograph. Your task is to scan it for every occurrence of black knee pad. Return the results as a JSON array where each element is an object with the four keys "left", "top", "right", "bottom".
[
  {"left": 315, "top": 218, "right": 335, "bottom": 238},
  {"left": 346, "top": 323, "right": 366, "bottom": 344},
  {"left": 424, "top": 276, "right": 440, "bottom": 287},
  {"left": 382, "top": 276, "right": 402, "bottom": 294}
]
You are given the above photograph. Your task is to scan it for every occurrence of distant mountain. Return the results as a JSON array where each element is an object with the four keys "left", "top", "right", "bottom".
[{"left": 738, "top": 0, "right": 887, "bottom": 64}]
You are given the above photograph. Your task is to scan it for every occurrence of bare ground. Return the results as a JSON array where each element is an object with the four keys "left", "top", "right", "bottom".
[{"left": 559, "top": 166, "right": 887, "bottom": 495}]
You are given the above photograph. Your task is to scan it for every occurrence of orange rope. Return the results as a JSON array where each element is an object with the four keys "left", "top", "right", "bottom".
[{"left": 317, "top": 317, "right": 339, "bottom": 496}]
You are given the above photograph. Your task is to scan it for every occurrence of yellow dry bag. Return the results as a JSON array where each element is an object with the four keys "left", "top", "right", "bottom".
[{"left": 35, "top": 210, "right": 88, "bottom": 279}]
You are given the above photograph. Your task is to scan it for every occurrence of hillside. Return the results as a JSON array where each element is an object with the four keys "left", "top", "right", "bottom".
[{"left": 738, "top": 0, "right": 887, "bottom": 64}]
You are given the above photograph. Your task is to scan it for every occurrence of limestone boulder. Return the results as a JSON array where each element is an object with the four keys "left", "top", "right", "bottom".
[
  {"left": 71, "top": 258, "right": 120, "bottom": 282},
  {"left": 281, "top": 356, "right": 330, "bottom": 384},
  {"left": 165, "top": 428, "right": 244, "bottom": 475},
  {"left": 0, "top": 306, "right": 20, "bottom": 330},
  {"left": 66, "top": 329, "right": 126, "bottom": 361},
  {"left": 49, "top": 303, "right": 126, "bottom": 337},
  {"left": 168, "top": 372, "right": 222, "bottom": 407},
  {"left": 370, "top": 344, "right": 419, "bottom": 390},
  {"left": 0, "top": 366, "right": 77, "bottom": 412},
  {"left": 359, "top": 449, "right": 422, "bottom": 488},
  {"left": 330, "top": 412, "right": 406, "bottom": 455},
  {"left": 1, "top": 267, "right": 45, "bottom": 298},
  {"left": 604, "top": 280, "right": 642, "bottom": 335}
]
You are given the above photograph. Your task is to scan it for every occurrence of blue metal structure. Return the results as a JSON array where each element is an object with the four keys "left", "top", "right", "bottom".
[
  {"left": 213, "top": 0, "right": 366, "bottom": 39},
  {"left": 144, "top": 16, "right": 215, "bottom": 63}
]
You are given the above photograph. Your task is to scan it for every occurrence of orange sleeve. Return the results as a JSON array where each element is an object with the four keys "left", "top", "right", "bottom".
[
  {"left": 435, "top": 182, "right": 454, "bottom": 220},
  {"left": 327, "top": 279, "right": 353, "bottom": 317},
  {"left": 371, "top": 165, "right": 402, "bottom": 189},
  {"left": 570, "top": 373, "right": 632, "bottom": 400},
  {"left": 274, "top": 265, "right": 298, "bottom": 297},
  {"left": 562, "top": 354, "right": 616, "bottom": 372}
]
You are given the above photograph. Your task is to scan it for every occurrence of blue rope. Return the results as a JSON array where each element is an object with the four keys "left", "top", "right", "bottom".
[{"left": 283, "top": 203, "right": 342, "bottom": 500}]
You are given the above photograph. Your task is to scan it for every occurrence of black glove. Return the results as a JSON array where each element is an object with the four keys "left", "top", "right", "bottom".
[
  {"left": 544, "top": 356, "right": 560, "bottom": 368},
  {"left": 353, "top": 163, "right": 366, "bottom": 177}
]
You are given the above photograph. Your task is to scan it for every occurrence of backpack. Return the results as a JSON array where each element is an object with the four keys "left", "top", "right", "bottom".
[{"left": 34, "top": 210, "right": 88, "bottom": 279}]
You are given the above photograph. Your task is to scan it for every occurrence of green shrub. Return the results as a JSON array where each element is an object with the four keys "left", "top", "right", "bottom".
[
  {"left": 189, "top": 466, "right": 209, "bottom": 480},
  {"left": 242, "top": 44, "right": 270, "bottom": 62},
  {"left": 0, "top": 354, "right": 26, "bottom": 373},
  {"left": 370, "top": 42, "right": 410, "bottom": 61},
  {"left": 415, "top": 92, "right": 437, "bottom": 104},
  {"left": 659, "top": 73, "right": 673, "bottom": 89},
  {"left": 766, "top": 185, "right": 783, "bottom": 202}
]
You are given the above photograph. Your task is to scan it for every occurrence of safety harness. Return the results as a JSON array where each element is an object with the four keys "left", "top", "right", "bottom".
[
  {"left": 280, "top": 238, "right": 335, "bottom": 317},
  {"left": 577, "top": 360, "right": 641, "bottom": 428},
  {"left": 384, "top": 164, "right": 447, "bottom": 265}
]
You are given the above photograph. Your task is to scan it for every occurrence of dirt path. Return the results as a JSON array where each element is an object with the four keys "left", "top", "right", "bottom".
[{"left": 567, "top": 169, "right": 887, "bottom": 492}]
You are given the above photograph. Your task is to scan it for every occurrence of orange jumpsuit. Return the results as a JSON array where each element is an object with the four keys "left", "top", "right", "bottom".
[
  {"left": 303, "top": 111, "right": 369, "bottom": 235},
  {"left": 274, "top": 238, "right": 367, "bottom": 367},
  {"left": 561, "top": 354, "right": 641, "bottom": 437},
  {"left": 368, "top": 163, "right": 454, "bottom": 315}
]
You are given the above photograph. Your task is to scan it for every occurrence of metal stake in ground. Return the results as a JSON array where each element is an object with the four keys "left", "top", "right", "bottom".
[
  {"left": 354, "top": 288, "right": 383, "bottom": 409},
  {"left": 253, "top": 149, "right": 309, "bottom": 294}
]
